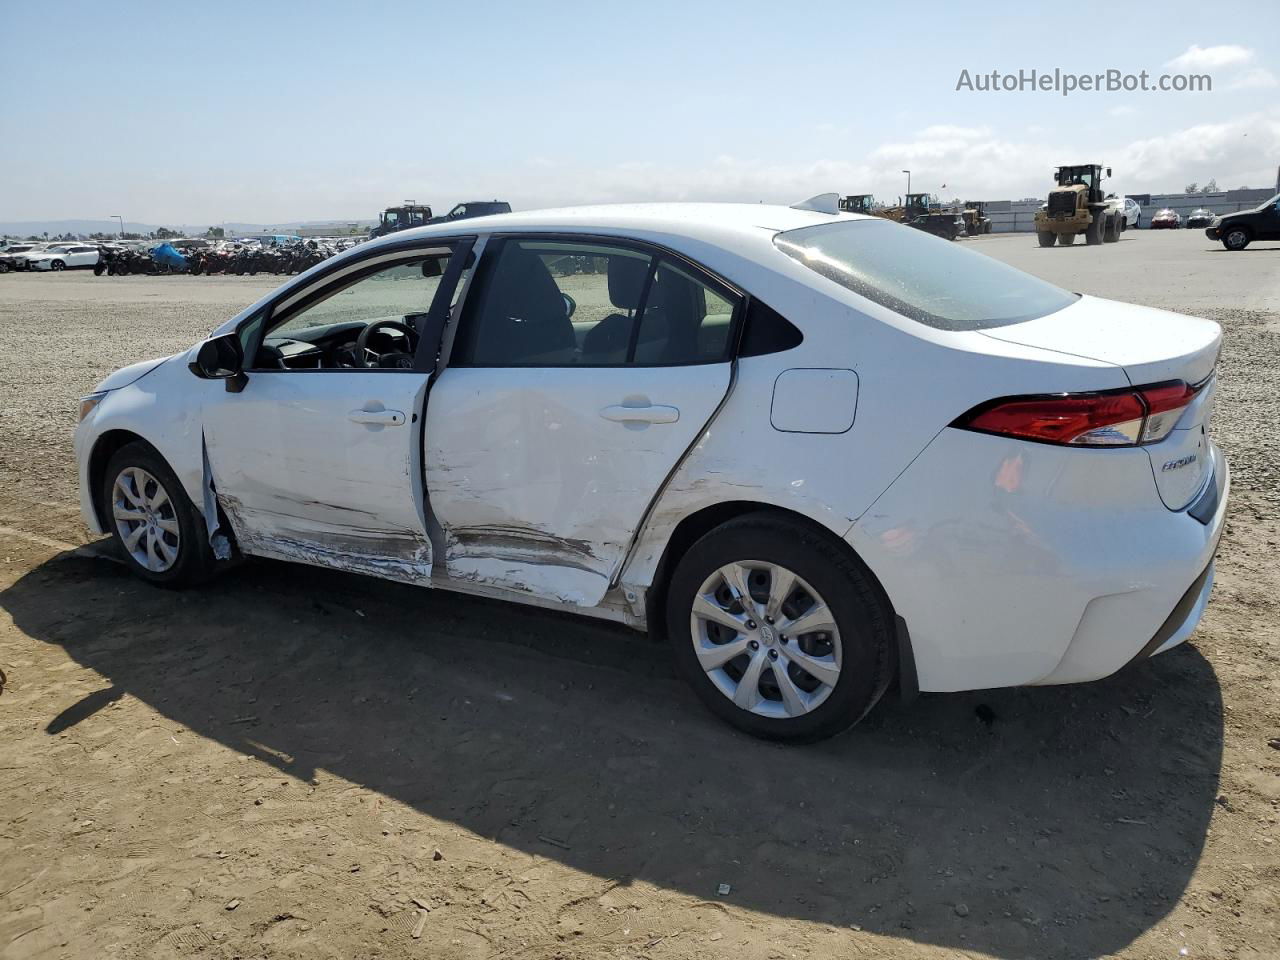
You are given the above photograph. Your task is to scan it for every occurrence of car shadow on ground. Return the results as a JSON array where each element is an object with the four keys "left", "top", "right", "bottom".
[{"left": 1, "top": 550, "right": 1224, "bottom": 959}]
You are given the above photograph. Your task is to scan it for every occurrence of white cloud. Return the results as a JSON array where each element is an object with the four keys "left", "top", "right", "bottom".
[
  {"left": 1227, "top": 66, "right": 1278, "bottom": 90},
  {"left": 510, "top": 109, "right": 1280, "bottom": 210},
  {"left": 1163, "top": 43, "right": 1276, "bottom": 91},
  {"left": 1109, "top": 105, "right": 1137, "bottom": 117},
  {"left": 1166, "top": 44, "right": 1255, "bottom": 70},
  {"left": 916, "top": 124, "right": 990, "bottom": 140}
]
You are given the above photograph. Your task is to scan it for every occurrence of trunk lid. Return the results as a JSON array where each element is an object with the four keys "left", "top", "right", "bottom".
[{"left": 980, "top": 295, "right": 1222, "bottom": 510}]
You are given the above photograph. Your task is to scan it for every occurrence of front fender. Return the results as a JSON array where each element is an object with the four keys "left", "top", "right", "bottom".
[{"left": 76, "top": 355, "right": 215, "bottom": 533}]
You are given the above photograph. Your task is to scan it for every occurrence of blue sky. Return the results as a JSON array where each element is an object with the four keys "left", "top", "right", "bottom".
[{"left": 1, "top": 0, "right": 1277, "bottom": 225}]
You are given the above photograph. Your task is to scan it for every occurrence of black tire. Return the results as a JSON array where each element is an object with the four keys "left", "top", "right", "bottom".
[
  {"left": 1037, "top": 231, "right": 1055, "bottom": 247},
  {"left": 1057, "top": 232, "right": 1075, "bottom": 246},
  {"left": 1223, "top": 227, "right": 1250, "bottom": 251},
  {"left": 665, "top": 513, "right": 894, "bottom": 742},
  {"left": 94, "top": 262, "right": 106, "bottom": 276},
  {"left": 0, "top": 261, "right": 11, "bottom": 274},
  {"left": 50, "top": 259, "right": 66, "bottom": 271},
  {"left": 101, "top": 442, "right": 217, "bottom": 587},
  {"left": 1104, "top": 214, "right": 1121, "bottom": 243},
  {"left": 1085, "top": 210, "right": 1104, "bottom": 245}
]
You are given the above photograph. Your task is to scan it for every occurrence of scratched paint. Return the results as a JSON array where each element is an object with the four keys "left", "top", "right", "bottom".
[{"left": 218, "top": 493, "right": 432, "bottom": 584}]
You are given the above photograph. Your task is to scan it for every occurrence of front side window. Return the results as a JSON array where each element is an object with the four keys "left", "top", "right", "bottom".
[
  {"left": 774, "top": 220, "right": 1078, "bottom": 331},
  {"left": 246, "top": 249, "right": 459, "bottom": 369},
  {"left": 455, "top": 239, "right": 740, "bottom": 366}
]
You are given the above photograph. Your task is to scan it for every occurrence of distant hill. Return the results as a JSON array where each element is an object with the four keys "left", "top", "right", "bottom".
[{"left": 0, "top": 218, "right": 376, "bottom": 238}]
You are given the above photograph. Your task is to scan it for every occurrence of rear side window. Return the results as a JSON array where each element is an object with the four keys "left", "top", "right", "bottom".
[
  {"left": 454, "top": 238, "right": 741, "bottom": 366},
  {"left": 633, "top": 261, "right": 737, "bottom": 364},
  {"left": 774, "top": 220, "right": 1077, "bottom": 331}
]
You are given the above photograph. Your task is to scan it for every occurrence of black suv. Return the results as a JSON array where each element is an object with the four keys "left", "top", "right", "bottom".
[
  {"left": 1204, "top": 192, "right": 1280, "bottom": 250},
  {"left": 429, "top": 201, "right": 512, "bottom": 224}
]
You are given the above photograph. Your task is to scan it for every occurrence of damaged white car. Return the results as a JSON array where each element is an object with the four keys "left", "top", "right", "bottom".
[{"left": 75, "top": 200, "right": 1227, "bottom": 741}]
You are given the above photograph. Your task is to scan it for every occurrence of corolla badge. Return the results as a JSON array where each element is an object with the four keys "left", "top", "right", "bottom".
[{"left": 1162, "top": 453, "right": 1198, "bottom": 472}]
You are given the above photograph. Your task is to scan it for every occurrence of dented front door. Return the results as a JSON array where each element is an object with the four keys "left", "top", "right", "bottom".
[{"left": 204, "top": 371, "right": 434, "bottom": 582}]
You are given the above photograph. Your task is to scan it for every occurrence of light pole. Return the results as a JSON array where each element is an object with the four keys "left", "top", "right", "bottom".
[
  {"left": 112, "top": 215, "right": 125, "bottom": 239},
  {"left": 902, "top": 170, "right": 911, "bottom": 198}
]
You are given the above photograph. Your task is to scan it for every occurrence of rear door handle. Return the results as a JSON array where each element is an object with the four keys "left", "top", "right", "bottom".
[
  {"left": 348, "top": 408, "right": 405, "bottom": 426},
  {"left": 600, "top": 403, "right": 680, "bottom": 424}
]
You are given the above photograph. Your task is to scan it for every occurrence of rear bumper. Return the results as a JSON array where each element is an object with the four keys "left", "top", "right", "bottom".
[
  {"left": 1123, "top": 559, "right": 1215, "bottom": 668},
  {"left": 848, "top": 429, "right": 1228, "bottom": 692}
]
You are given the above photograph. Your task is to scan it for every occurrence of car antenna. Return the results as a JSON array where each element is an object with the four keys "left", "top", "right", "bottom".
[{"left": 790, "top": 193, "right": 841, "bottom": 214}]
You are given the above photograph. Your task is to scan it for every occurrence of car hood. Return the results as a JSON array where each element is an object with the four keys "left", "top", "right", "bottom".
[
  {"left": 979, "top": 295, "right": 1220, "bottom": 386},
  {"left": 92, "top": 356, "right": 171, "bottom": 393}
]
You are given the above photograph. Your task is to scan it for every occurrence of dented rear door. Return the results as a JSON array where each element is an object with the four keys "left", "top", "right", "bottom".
[{"left": 424, "top": 237, "right": 741, "bottom": 607}]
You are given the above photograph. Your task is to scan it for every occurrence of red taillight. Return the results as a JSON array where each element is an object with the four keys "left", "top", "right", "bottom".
[{"left": 954, "top": 380, "right": 1202, "bottom": 447}]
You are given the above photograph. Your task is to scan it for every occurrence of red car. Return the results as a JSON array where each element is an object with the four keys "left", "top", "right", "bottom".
[{"left": 1149, "top": 208, "right": 1181, "bottom": 229}]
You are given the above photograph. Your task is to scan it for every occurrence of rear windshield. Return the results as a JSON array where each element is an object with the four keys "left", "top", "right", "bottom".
[{"left": 774, "top": 219, "right": 1078, "bottom": 331}]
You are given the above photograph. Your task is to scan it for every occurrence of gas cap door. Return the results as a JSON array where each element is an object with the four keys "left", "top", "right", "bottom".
[{"left": 770, "top": 368, "right": 858, "bottom": 434}]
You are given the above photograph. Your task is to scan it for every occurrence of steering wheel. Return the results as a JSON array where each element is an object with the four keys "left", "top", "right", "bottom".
[{"left": 355, "top": 319, "right": 419, "bottom": 369}]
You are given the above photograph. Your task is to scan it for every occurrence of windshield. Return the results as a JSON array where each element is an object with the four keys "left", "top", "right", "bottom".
[{"left": 774, "top": 219, "right": 1078, "bottom": 332}]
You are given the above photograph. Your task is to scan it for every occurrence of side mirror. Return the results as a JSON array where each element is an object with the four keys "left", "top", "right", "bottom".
[
  {"left": 421, "top": 258, "right": 443, "bottom": 278},
  {"left": 1106, "top": 167, "right": 1112, "bottom": 178},
  {"left": 189, "top": 333, "right": 246, "bottom": 390},
  {"left": 562, "top": 292, "right": 577, "bottom": 319}
]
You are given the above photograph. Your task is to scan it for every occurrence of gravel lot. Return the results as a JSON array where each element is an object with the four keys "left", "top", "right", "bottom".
[{"left": 1, "top": 231, "right": 1277, "bottom": 960}]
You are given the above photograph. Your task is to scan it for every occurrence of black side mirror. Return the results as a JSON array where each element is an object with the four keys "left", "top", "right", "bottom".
[
  {"left": 189, "top": 333, "right": 246, "bottom": 391},
  {"left": 421, "top": 258, "right": 443, "bottom": 278},
  {"left": 1106, "top": 167, "right": 1112, "bottom": 178}
]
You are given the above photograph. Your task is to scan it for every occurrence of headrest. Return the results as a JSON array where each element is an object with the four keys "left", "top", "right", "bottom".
[{"left": 608, "top": 255, "right": 649, "bottom": 310}]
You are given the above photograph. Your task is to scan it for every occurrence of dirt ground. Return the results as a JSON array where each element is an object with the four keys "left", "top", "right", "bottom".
[{"left": 1, "top": 231, "right": 1277, "bottom": 960}]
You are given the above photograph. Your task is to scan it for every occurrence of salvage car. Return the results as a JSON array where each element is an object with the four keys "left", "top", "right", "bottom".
[
  {"left": 1150, "top": 208, "right": 1181, "bottom": 229},
  {"left": 27, "top": 243, "right": 100, "bottom": 271},
  {"left": 75, "top": 201, "right": 1228, "bottom": 741},
  {"left": 1185, "top": 208, "right": 1214, "bottom": 229},
  {"left": 0, "top": 242, "right": 45, "bottom": 273},
  {"left": 1204, "top": 192, "right": 1280, "bottom": 251},
  {"left": 1121, "top": 197, "right": 1142, "bottom": 228}
]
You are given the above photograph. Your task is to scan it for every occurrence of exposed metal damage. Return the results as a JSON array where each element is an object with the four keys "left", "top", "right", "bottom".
[{"left": 216, "top": 492, "right": 433, "bottom": 584}]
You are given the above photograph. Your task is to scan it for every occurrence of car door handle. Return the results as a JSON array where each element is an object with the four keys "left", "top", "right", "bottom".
[
  {"left": 599, "top": 403, "right": 680, "bottom": 424},
  {"left": 347, "top": 409, "right": 405, "bottom": 426}
]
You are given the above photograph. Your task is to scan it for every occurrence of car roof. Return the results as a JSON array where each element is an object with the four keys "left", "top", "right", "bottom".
[{"left": 369, "top": 202, "right": 873, "bottom": 248}]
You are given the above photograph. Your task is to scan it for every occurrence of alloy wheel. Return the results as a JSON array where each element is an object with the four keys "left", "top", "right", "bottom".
[
  {"left": 689, "top": 561, "right": 842, "bottom": 719},
  {"left": 111, "top": 467, "right": 180, "bottom": 572}
]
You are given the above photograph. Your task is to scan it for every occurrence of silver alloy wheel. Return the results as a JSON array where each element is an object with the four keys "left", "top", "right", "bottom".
[
  {"left": 111, "top": 466, "right": 180, "bottom": 572},
  {"left": 689, "top": 561, "right": 842, "bottom": 719}
]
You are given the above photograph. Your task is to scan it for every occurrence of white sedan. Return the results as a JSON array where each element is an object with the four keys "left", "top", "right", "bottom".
[
  {"left": 74, "top": 200, "right": 1227, "bottom": 741},
  {"left": 27, "top": 243, "right": 101, "bottom": 271}
]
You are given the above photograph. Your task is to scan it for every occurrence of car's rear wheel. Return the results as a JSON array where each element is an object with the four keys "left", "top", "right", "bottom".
[
  {"left": 666, "top": 514, "right": 894, "bottom": 742},
  {"left": 1223, "top": 227, "right": 1251, "bottom": 251},
  {"left": 102, "top": 442, "right": 216, "bottom": 587}
]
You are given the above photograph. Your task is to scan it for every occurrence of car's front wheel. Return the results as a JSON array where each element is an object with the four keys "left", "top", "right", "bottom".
[
  {"left": 102, "top": 442, "right": 216, "bottom": 586},
  {"left": 666, "top": 514, "right": 894, "bottom": 742},
  {"left": 50, "top": 260, "right": 65, "bottom": 271},
  {"left": 1222, "top": 227, "right": 1251, "bottom": 251}
]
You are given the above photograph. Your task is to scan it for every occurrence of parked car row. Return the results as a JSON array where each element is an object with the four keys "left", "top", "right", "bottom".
[
  {"left": 90, "top": 238, "right": 360, "bottom": 277},
  {"left": 0, "top": 235, "right": 366, "bottom": 277},
  {"left": 0, "top": 241, "right": 103, "bottom": 272}
]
